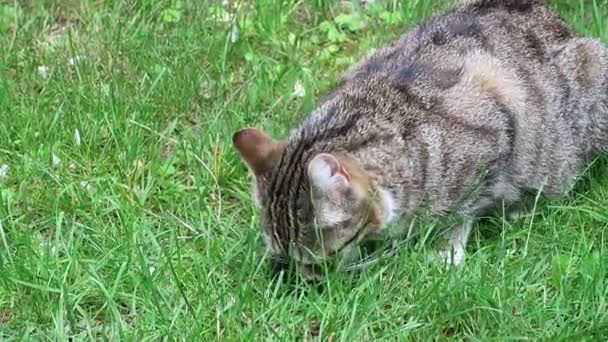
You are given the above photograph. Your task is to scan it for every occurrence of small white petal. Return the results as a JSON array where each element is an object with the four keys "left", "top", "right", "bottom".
[
  {"left": 229, "top": 24, "right": 239, "bottom": 43},
  {"left": 37, "top": 65, "right": 49, "bottom": 79},
  {"left": 52, "top": 153, "right": 61, "bottom": 166},
  {"left": 225, "top": 294, "right": 236, "bottom": 309},
  {"left": 69, "top": 162, "right": 76, "bottom": 171},
  {"left": 148, "top": 266, "right": 156, "bottom": 275},
  {"left": 0, "top": 164, "right": 9, "bottom": 179},
  {"left": 293, "top": 80, "right": 306, "bottom": 97},
  {"left": 220, "top": 12, "right": 231, "bottom": 23},
  {"left": 39, "top": 240, "right": 58, "bottom": 256},
  {"left": 74, "top": 129, "right": 81, "bottom": 146},
  {"left": 80, "top": 181, "right": 91, "bottom": 192},
  {"left": 67, "top": 55, "right": 83, "bottom": 66}
]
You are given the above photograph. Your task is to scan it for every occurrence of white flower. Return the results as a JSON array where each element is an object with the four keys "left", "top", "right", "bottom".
[
  {"left": 69, "top": 162, "right": 76, "bottom": 172},
  {"left": 67, "top": 55, "right": 83, "bottom": 66},
  {"left": 224, "top": 294, "right": 236, "bottom": 310},
  {"left": 39, "top": 240, "right": 58, "bottom": 256},
  {"left": 229, "top": 24, "right": 239, "bottom": 43},
  {"left": 132, "top": 184, "right": 142, "bottom": 195},
  {"left": 0, "top": 164, "right": 9, "bottom": 179},
  {"left": 293, "top": 80, "right": 306, "bottom": 97},
  {"left": 80, "top": 181, "right": 91, "bottom": 192},
  {"left": 74, "top": 129, "right": 81, "bottom": 146},
  {"left": 148, "top": 265, "right": 156, "bottom": 275},
  {"left": 220, "top": 12, "right": 231, "bottom": 23},
  {"left": 52, "top": 153, "right": 61, "bottom": 166},
  {"left": 215, "top": 9, "right": 232, "bottom": 23},
  {"left": 37, "top": 65, "right": 49, "bottom": 79}
]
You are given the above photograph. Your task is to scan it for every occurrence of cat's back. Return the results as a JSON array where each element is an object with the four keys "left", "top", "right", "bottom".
[
  {"left": 295, "top": 0, "right": 592, "bottom": 211},
  {"left": 294, "top": 0, "right": 575, "bottom": 159},
  {"left": 285, "top": 0, "right": 608, "bottom": 217},
  {"left": 342, "top": 0, "right": 572, "bottom": 86}
]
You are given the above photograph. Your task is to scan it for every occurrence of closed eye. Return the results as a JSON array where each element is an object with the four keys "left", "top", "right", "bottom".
[{"left": 335, "top": 218, "right": 352, "bottom": 229}]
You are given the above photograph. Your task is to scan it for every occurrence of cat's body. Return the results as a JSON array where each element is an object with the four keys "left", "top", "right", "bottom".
[{"left": 233, "top": 0, "right": 608, "bottom": 278}]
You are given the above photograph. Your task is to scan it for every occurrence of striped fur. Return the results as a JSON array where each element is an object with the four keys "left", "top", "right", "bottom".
[{"left": 234, "top": 0, "right": 608, "bottom": 278}]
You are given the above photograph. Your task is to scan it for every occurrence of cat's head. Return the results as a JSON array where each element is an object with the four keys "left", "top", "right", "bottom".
[{"left": 232, "top": 128, "right": 386, "bottom": 280}]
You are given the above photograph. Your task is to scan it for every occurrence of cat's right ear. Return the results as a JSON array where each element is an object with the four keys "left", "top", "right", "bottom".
[
  {"left": 307, "top": 153, "right": 352, "bottom": 195},
  {"left": 232, "top": 128, "right": 283, "bottom": 175}
]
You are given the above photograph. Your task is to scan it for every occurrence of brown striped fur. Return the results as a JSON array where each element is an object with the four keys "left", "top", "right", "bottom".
[{"left": 233, "top": 0, "right": 608, "bottom": 278}]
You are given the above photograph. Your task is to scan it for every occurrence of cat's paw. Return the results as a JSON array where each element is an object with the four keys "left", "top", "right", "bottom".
[
  {"left": 435, "top": 246, "right": 466, "bottom": 266},
  {"left": 507, "top": 208, "right": 528, "bottom": 221}
]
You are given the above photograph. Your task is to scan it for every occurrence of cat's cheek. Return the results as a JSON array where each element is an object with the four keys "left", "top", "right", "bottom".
[
  {"left": 363, "top": 226, "right": 386, "bottom": 241},
  {"left": 251, "top": 181, "right": 262, "bottom": 207},
  {"left": 378, "top": 188, "right": 399, "bottom": 224}
]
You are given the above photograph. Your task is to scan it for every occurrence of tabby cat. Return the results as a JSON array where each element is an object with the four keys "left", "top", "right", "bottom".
[{"left": 233, "top": 0, "right": 608, "bottom": 279}]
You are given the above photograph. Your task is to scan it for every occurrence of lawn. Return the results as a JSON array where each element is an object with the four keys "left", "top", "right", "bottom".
[{"left": 0, "top": 0, "right": 607, "bottom": 339}]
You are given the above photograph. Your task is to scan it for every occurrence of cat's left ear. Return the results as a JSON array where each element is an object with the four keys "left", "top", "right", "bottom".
[{"left": 232, "top": 128, "right": 284, "bottom": 175}]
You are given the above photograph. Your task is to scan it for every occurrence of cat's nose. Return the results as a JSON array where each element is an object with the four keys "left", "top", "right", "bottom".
[
  {"left": 300, "top": 263, "right": 325, "bottom": 281},
  {"left": 269, "top": 256, "right": 291, "bottom": 282},
  {"left": 269, "top": 256, "right": 326, "bottom": 286},
  {"left": 269, "top": 257, "right": 297, "bottom": 285}
]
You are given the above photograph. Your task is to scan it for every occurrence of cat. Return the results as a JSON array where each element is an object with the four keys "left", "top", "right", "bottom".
[{"left": 233, "top": 0, "right": 608, "bottom": 280}]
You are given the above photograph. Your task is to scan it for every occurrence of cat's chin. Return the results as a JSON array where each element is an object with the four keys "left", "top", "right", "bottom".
[{"left": 269, "top": 257, "right": 317, "bottom": 284}]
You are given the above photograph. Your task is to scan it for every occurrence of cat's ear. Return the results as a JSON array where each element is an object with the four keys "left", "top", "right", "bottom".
[
  {"left": 233, "top": 128, "right": 283, "bottom": 175},
  {"left": 307, "top": 153, "right": 352, "bottom": 195}
]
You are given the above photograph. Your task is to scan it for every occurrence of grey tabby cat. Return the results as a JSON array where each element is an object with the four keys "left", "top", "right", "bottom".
[{"left": 233, "top": 0, "right": 608, "bottom": 279}]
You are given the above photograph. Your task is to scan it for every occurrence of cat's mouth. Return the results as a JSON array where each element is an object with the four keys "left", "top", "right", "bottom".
[{"left": 269, "top": 234, "right": 416, "bottom": 282}]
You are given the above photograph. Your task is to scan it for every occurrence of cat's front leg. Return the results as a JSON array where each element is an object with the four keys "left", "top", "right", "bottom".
[{"left": 437, "top": 218, "right": 473, "bottom": 266}]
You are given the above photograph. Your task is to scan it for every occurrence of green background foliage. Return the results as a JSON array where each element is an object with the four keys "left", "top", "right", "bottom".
[{"left": 0, "top": 0, "right": 606, "bottom": 339}]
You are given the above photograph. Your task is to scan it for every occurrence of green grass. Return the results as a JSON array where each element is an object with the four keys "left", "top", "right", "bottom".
[{"left": 1, "top": 0, "right": 607, "bottom": 339}]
